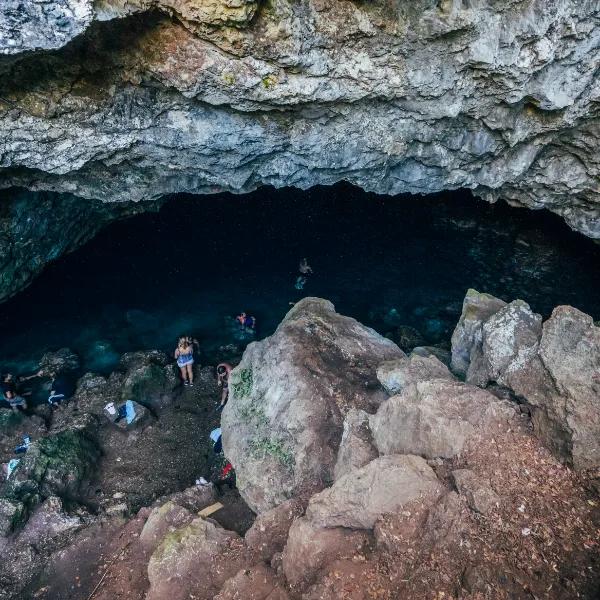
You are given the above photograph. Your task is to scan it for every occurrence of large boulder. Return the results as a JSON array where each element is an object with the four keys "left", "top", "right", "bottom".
[
  {"left": 503, "top": 306, "right": 600, "bottom": 470},
  {"left": 305, "top": 455, "right": 444, "bottom": 530},
  {"left": 370, "top": 380, "right": 516, "bottom": 459},
  {"left": 452, "top": 291, "right": 600, "bottom": 470},
  {"left": 450, "top": 290, "right": 507, "bottom": 379},
  {"left": 222, "top": 298, "right": 402, "bottom": 513},
  {"left": 2, "top": 414, "right": 100, "bottom": 522},
  {"left": 473, "top": 299, "right": 543, "bottom": 388},
  {"left": 146, "top": 517, "right": 249, "bottom": 600}
]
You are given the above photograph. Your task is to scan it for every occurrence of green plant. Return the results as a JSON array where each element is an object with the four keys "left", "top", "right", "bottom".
[
  {"left": 250, "top": 436, "right": 295, "bottom": 470},
  {"left": 232, "top": 368, "right": 253, "bottom": 398}
]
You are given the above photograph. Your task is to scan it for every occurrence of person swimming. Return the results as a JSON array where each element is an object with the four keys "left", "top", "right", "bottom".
[
  {"left": 236, "top": 312, "right": 256, "bottom": 330},
  {"left": 295, "top": 275, "right": 307, "bottom": 290},
  {"left": 299, "top": 258, "right": 313, "bottom": 275},
  {"left": 175, "top": 336, "right": 197, "bottom": 386}
]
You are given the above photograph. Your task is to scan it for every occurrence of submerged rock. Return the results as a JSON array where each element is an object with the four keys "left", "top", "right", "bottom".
[
  {"left": 37, "top": 348, "right": 80, "bottom": 377},
  {"left": 221, "top": 297, "right": 402, "bottom": 513}
]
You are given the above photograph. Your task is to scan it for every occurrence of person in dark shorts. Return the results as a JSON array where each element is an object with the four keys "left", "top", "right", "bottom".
[
  {"left": 48, "top": 371, "right": 76, "bottom": 409},
  {"left": 216, "top": 363, "right": 232, "bottom": 409}
]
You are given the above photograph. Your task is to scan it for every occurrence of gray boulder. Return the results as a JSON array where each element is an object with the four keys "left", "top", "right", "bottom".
[
  {"left": 479, "top": 300, "right": 543, "bottom": 389},
  {"left": 454, "top": 292, "right": 600, "bottom": 470},
  {"left": 222, "top": 298, "right": 402, "bottom": 513},
  {"left": 370, "top": 380, "right": 516, "bottom": 459},
  {"left": 450, "top": 289, "right": 507, "bottom": 379},
  {"left": 305, "top": 455, "right": 444, "bottom": 530},
  {"left": 333, "top": 409, "right": 378, "bottom": 481},
  {"left": 377, "top": 353, "right": 454, "bottom": 395},
  {"left": 506, "top": 306, "right": 600, "bottom": 470}
]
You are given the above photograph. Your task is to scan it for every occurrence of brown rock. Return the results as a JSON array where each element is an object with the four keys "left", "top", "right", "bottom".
[
  {"left": 451, "top": 469, "right": 500, "bottom": 515},
  {"left": 244, "top": 498, "right": 304, "bottom": 562},
  {"left": 215, "top": 563, "right": 282, "bottom": 600},
  {"left": 282, "top": 517, "right": 370, "bottom": 591}
]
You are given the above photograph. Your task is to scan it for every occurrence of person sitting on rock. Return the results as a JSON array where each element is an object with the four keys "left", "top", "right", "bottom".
[
  {"left": 216, "top": 363, "right": 233, "bottom": 409},
  {"left": 47, "top": 370, "right": 76, "bottom": 409},
  {"left": 236, "top": 312, "right": 256, "bottom": 330},
  {"left": 175, "top": 336, "right": 196, "bottom": 387}
]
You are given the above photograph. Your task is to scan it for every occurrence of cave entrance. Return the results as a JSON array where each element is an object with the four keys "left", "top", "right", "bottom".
[{"left": 0, "top": 183, "right": 599, "bottom": 377}]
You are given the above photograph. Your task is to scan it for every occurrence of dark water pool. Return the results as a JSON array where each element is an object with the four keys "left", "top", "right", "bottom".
[{"left": 0, "top": 183, "right": 599, "bottom": 380}]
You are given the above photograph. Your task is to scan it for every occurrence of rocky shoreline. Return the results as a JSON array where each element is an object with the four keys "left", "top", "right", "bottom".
[{"left": 0, "top": 293, "right": 599, "bottom": 599}]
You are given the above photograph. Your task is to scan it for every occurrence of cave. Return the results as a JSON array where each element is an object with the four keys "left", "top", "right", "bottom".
[{"left": 1, "top": 1, "right": 600, "bottom": 599}]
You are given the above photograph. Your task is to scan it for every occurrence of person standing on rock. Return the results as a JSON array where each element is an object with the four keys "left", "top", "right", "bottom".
[
  {"left": 216, "top": 363, "right": 232, "bottom": 409},
  {"left": 175, "top": 336, "right": 196, "bottom": 387}
]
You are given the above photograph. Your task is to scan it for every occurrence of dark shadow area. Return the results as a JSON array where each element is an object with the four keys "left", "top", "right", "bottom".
[{"left": 0, "top": 183, "right": 598, "bottom": 377}]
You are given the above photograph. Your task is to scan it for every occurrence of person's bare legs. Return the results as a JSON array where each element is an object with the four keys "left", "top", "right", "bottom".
[
  {"left": 179, "top": 366, "right": 188, "bottom": 384},
  {"left": 186, "top": 363, "right": 194, "bottom": 385}
]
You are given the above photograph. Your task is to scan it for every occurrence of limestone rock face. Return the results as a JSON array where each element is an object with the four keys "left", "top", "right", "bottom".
[
  {"left": 0, "top": 1, "right": 598, "bottom": 240},
  {"left": 221, "top": 297, "right": 402, "bottom": 513},
  {"left": 452, "top": 291, "right": 600, "bottom": 470},
  {"left": 370, "top": 380, "right": 516, "bottom": 459},
  {"left": 0, "top": 0, "right": 94, "bottom": 55},
  {"left": 0, "top": 189, "right": 155, "bottom": 302}
]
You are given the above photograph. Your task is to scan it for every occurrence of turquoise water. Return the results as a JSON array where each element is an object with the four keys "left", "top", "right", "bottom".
[{"left": 0, "top": 184, "right": 599, "bottom": 383}]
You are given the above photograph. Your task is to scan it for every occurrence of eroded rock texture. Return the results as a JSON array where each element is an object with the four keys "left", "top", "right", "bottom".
[
  {"left": 0, "top": 188, "right": 157, "bottom": 302},
  {"left": 0, "top": 0, "right": 598, "bottom": 237}
]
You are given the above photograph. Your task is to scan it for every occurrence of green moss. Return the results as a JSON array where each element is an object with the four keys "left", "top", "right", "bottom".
[
  {"left": 232, "top": 368, "right": 253, "bottom": 398},
  {"left": 261, "top": 74, "right": 277, "bottom": 89},
  {"left": 250, "top": 436, "right": 294, "bottom": 470},
  {"left": 222, "top": 72, "right": 236, "bottom": 85}
]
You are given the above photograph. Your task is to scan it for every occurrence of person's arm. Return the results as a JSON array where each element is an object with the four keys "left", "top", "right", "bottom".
[{"left": 174, "top": 348, "right": 179, "bottom": 359}]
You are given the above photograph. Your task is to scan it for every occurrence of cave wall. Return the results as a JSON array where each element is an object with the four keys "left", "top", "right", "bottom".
[{"left": 0, "top": 0, "right": 598, "bottom": 238}]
